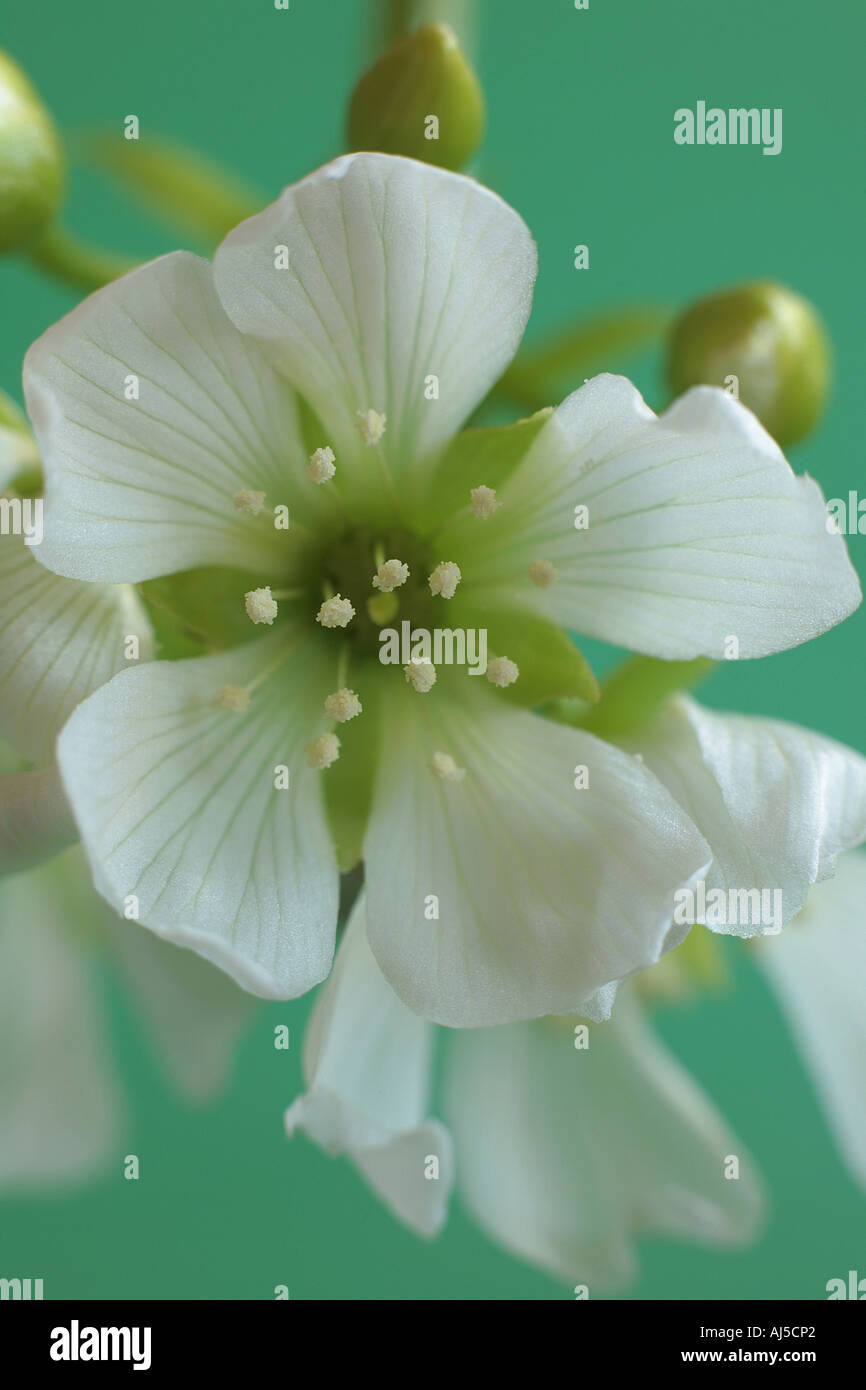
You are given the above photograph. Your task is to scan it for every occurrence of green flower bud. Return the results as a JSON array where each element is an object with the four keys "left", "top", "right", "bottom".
[
  {"left": 0, "top": 50, "right": 63, "bottom": 254},
  {"left": 347, "top": 23, "right": 484, "bottom": 171},
  {"left": 666, "top": 281, "right": 831, "bottom": 448}
]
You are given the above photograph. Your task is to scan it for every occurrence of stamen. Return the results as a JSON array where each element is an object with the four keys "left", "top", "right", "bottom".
[
  {"left": 368, "top": 592, "right": 399, "bottom": 625},
  {"left": 404, "top": 660, "right": 437, "bottom": 693},
  {"left": 356, "top": 408, "right": 387, "bottom": 446},
  {"left": 308, "top": 446, "right": 336, "bottom": 484},
  {"left": 317, "top": 594, "right": 356, "bottom": 629},
  {"left": 486, "top": 655, "right": 519, "bottom": 688},
  {"left": 428, "top": 561, "right": 462, "bottom": 599},
  {"left": 470, "top": 485, "right": 501, "bottom": 519},
  {"left": 217, "top": 685, "right": 250, "bottom": 713},
  {"left": 372, "top": 558, "right": 409, "bottom": 592},
  {"left": 430, "top": 750, "right": 465, "bottom": 782},
  {"left": 324, "top": 688, "right": 363, "bottom": 722},
  {"left": 528, "top": 559, "right": 558, "bottom": 588},
  {"left": 245, "top": 586, "right": 278, "bottom": 625},
  {"left": 307, "top": 732, "right": 341, "bottom": 769},
  {"left": 233, "top": 488, "right": 266, "bottom": 516}
]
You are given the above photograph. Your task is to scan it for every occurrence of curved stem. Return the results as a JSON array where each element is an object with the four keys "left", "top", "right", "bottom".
[{"left": 27, "top": 226, "right": 135, "bottom": 294}]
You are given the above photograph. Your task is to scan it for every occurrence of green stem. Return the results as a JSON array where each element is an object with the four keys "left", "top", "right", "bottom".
[{"left": 28, "top": 225, "right": 135, "bottom": 294}]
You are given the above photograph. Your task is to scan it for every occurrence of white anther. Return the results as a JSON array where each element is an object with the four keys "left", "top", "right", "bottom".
[
  {"left": 217, "top": 685, "right": 250, "bottom": 713},
  {"left": 316, "top": 595, "right": 355, "bottom": 629},
  {"left": 233, "top": 489, "right": 266, "bottom": 516},
  {"left": 404, "top": 660, "right": 437, "bottom": 693},
  {"left": 307, "top": 732, "right": 341, "bottom": 769},
  {"left": 486, "top": 655, "right": 519, "bottom": 688},
  {"left": 324, "top": 688, "right": 363, "bottom": 722},
  {"left": 430, "top": 751, "right": 465, "bottom": 782},
  {"left": 308, "top": 447, "right": 336, "bottom": 484},
  {"left": 372, "top": 558, "right": 409, "bottom": 592},
  {"left": 428, "top": 560, "right": 462, "bottom": 599},
  {"left": 245, "top": 586, "right": 278, "bottom": 625},
  {"left": 528, "top": 559, "right": 558, "bottom": 588},
  {"left": 470, "top": 485, "right": 501, "bottom": 519},
  {"left": 356, "top": 408, "right": 387, "bottom": 446}
]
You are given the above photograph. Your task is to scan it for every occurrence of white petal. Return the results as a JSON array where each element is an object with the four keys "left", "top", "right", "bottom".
[
  {"left": 0, "top": 850, "right": 122, "bottom": 1187},
  {"left": 363, "top": 678, "right": 710, "bottom": 1027},
  {"left": 0, "top": 530, "right": 153, "bottom": 764},
  {"left": 625, "top": 696, "right": 866, "bottom": 934},
  {"left": 444, "top": 376, "right": 860, "bottom": 659},
  {"left": 0, "top": 767, "right": 76, "bottom": 875},
  {"left": 23, "top": 251, "right": 308, "bottom": 583},
  {"left": 112, "top": 921, "right": 257, "bottom": 1103},
  {"left": 285, "top": 894, "right": 453, "bottom": 1236},
  {"left": 56, "top": 633, "right": 339, "bottom": 1000},
  {"left": 214, "top": 154, "right": 536, "bottom": 490},
  {"left": 444, "top": 992, "right": 764, "bottom": 1286},
  {"left": 758, "top": 851, "right": 866, "bottom": 1188}
]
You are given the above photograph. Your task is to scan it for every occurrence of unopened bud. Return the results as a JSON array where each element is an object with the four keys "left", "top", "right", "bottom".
[{"left": 0, "top": 51, "right": 63, "bottom": 253}]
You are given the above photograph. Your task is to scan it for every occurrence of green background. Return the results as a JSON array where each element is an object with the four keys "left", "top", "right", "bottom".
[{"left": 1, "top": 0, "right": 863, "bottom": 1298}]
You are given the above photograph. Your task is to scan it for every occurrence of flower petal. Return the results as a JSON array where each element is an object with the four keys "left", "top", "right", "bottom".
[
  {"left": 0, "top": 851, "right": 122, "bottom": 1188},
  {"left": 0, "top": 767, "right": 76, "bottom": 875},
  {"left": 444, "top": 993, "right": 764, "bottom": 1286},
  {"left": 56, "top": 632, "right": 339, "bottom": 999},
  {"left": 758, "top": 851, "right": 866, "bottom": 1188},
  {"left": 624, "top": 696, "right": 866, "bottom": 934},
  {"left": 441, "top": 375, "right": 860, "bottom": 659},
  {"left": 363, "top": 677, "right": 710, "bottom": 1027},
  {"left": 285, "top": 894, "right": 453, "bottom": 1236},
  {"left": 0, "top": 531, "right": 153, "bottom": 764},
  {"left": 112, "top": 920, "right": 257, "bottom": 1103},
  {"left": 23, "top": 251, "right": 309, "bottom": 583},
  {"left": 213, "top": 153, "right": 536, "bottom": 490}
]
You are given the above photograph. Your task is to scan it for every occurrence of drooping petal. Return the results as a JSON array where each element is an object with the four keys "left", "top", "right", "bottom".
[
  {"left": 285, "top": 894, "right": 453, "bottom": 1236},
  {"left": 444, "top": 992, "right": 764, "bottom": 1287},
  {"left": 56, "top": 631, "right": 339, "bottom": 1000},
  {"left": 439, "top": 376, "right": 860, "bottom": 659},
  {"left": 624, "top": 696, "right": 866, "bottom": 934},
  {"left": 758, "top": 851, "right": 866, "bottom": 1189},
  {"left": 0, "top": 530, "right": 153, "bottom": 765},
  {"left": 213, "top": 153, "right": 536, "bottom": 497},
  {"left": 23, "top": 251, "right": 315, "bottom": 583},
  {"left": 111, "top": 920, "right": 257, "bottom": 1103},
  {"left": 363, "top": 677, "right": 710, "bottom": 1027},
  {"left": 0, "top": 767, "right": 76, "bottom": 875},
  {"left": 0, "top": 850, "right": 122, "bottom": 1188}
]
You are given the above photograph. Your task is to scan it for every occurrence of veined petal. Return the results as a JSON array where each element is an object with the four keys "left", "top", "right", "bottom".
[
  {"left": 444, "top": 993, "right": 764, "bottom": 1286},
  {"left": 23, "top": 251, "right": 313, "bottom": 583},
  {"left": 363, "top": 677, "right": 710, "bottom": 1027},
  {"left": 624, "top": 696, "right": 866, "bottom": 935},
  {"left": 0, "top": 767, "right": 76, "bottom": 875},
  {"left": 56, "top": 632, "right": 339, "bottom": 1000},
  {"left": 213, "top": 153, "right": 536, "bottom": 493},
  {"left": 758, "top": 851, "right": 866, "bottom": 1189},
  {"left": 0, "top": 530, "right": 153, "bottom": 765},
  {"left": 0, "top": 850, "right": 122, "bottom": 1188},
  {"left": 441, "top": 375, "right": 860, "bottom": 660},
  {"left": 285, "top": 894, "right": 453, "bottom": 1236}
]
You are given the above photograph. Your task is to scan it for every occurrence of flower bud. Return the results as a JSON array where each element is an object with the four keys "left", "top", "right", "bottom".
[
  {"left": 666, "top": 281, "right": 831, "bottom": 447},
  {"left": 0, "top": 50, "right": 63, "bottom": 253},
  {"left": 347, "top": 23, "right": 484, "bottom": 171}
]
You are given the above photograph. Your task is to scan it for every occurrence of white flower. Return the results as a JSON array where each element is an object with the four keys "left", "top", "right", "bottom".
[
  {"left": 20, "top": 152, "right": 858, "bottom": 1025},
  {"left": 285, "top": 895, "right": 763, "bottom": 1282}
]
